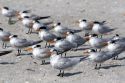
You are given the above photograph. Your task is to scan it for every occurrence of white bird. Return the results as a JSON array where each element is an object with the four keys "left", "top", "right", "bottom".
[
  {"left": 9, "top": 35, "right": 42, "bottom": 56},
  {"left": 50, "top": 49, "right": 85, "bottom": 77},
  {"left": 38, "top": 26, "right": 56, "bottom": 47},
  {"left": 107, "top": 39, "right": 125, "bottom": 60},
  {"left": 0, "top": 28, "right": 11, "bottom": 48},
  {"left": 78, "top": 19, "right": 93, "bottom": 35},
  {"left": 1, "top": 6, "right": 19, "bottom": 24},
  {"left": 83, "top": 49, "right": 118, "bottom": 69},
  {"left": 21, "top": 16, "right": 33, "bottom": 34},
  {"left": 32, "top": 20, "right": 49, "bottom": 32},
  {"left": 88, "top": 34, "right": 108, "bottom": 51},
  {"left": 25, "top": 45, "right": 51, "bottom": 64},
  {"left": 53, "top": 37, "right": 76, "bottom": 56},
  {"left": 53, "top": 22, "right": 71, "bottom": 38},
  {"left": 65, "top": 31, "right": 88, "bottom": 48},
  {"left": 18, "top": 10, "right": 50, "bottom": 21},
  {"left": 92, "top": 21, "right": 114, "bottom": 38}
]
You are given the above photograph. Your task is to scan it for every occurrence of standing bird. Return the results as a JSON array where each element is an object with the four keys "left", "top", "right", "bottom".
[
  {"left": 50, "top": 49, "right": 85, "bottom": 77},
  {"left": 65, "top": 31, "right": 88, "bottom": 48},
  {"left": 88, "top": 34, "right": 108, "bottom": 51},
  {"left": 107, "top": 39, "right": 125, "bottom": 60},
  {"left": 38, "top": 26, "right": 56, "bottom": 47},
  {"left": 1, "top": 6, "right": 19, "bottom": 24},
  {"left": 92, "top": 21, "right": 114, "bottom": 38},
  {"left": 9, "top": 35, "right": 42, "bottom": 56},
  {"left": 83, "top": 49, "right": 118, "bottom": 69},
  {"left": 32, "top": 20, "right": 49, "bottom": 32},
  {"left": 21, "top": 16, "right": 33, "bottom": 34},
  {"left": 0, "top": 28, "right": 11, "bottom": 48},
  {"left": 53, "top": 37, "right": 76, "bottom": 56},
  {"left": 78, "top": 19, "right": 93, "bottom": 35},
  {"left": 17, "top": 10, "right": 50, "bottom": 21},
  {"left": 25, "top": 45, "right": 51, "bottom": 65},
  {"left": 53, "top": 22, "right": 71, "bottom": 38}
]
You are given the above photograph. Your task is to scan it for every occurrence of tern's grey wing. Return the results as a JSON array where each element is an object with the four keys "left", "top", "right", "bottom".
[
  {"left": 55, "top": 57, "right": 81, "bottom": 69},
  {"left": 100, "top": 26, "right": 114, "bottom": 34},
  {"left": 0, "top": 31, "right": 11, "bottom": 41},
  {"left": 59, "top": 41, "right": 75, "bottom": 50},
  {"left": 43, "top": 33, "right": 56, "bottom": 41}
]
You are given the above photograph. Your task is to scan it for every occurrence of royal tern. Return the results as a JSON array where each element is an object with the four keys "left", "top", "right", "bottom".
[
  {"left": 38, "top": 26, "right": 56, "bottom": 47},
  {"left": 88, "top": 34, "right": 108, "bottom": 51},
  {"left": 18, "top": 10, "right": 50, "bottom": 20},
  {"left": 0, "top": 28, "right": 11, "bottom": 48},
  {"left": 25, "top": 45, "right": 51, "bottom": 64},
  {"left": 92, "top": 21, "right": 114, "bottom": 38},
  {"left": 53, "top": 37, "right": 76, "bottom": 56},
  {"left": 65, "top": 31, "right": 87, "bottom": 48},
  {"left": 32, "top": 20, "right": 49, "bottom": 32},
  {"left": 9, "top": 35, "right": 42, "bottom": 56},
  {"left": 83, "top": 49, "right": 118, "bottom": 69},
  {"left": 1, "top": 6, "right": 19, "bottom": 24},
  {"left": 77, "top": 19, "right": 93, "bottom": 35},
  {"left": 50, "top": 49, "right": 85, "bottom": 77},
  {"left": 107, "top": 40, "right": 125, "bottom": 60},
  {"left": 21, "top": 16, "right": 33, "bottom": 34}
]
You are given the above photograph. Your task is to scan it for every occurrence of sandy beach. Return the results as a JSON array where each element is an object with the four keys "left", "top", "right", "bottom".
[{"left": 0, "top": 0, "right": 125, "bottom": 83}]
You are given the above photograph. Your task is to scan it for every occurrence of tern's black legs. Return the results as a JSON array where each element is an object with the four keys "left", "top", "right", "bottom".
[
  {"left": 26, "top": 28, "right": 32, "bottom": 34},
  {"left": 17, "top": 49, "right": 21, "bottom": 56},
  {"left": 57, "top": 70, "right": 64, "bottom": 77},
  {"left": 95, "top": 63, "right": 101, "bottom": 69},
  {"left": 2, "top": 42, "right": 7, "bottom": 49},
  {"left": 41, "top": 60, "right": 46, "bottom": 65}
]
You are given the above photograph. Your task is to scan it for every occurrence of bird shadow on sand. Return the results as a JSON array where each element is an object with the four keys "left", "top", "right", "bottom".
[
  {"left": 64, "top": 71, "right": 82, "bottom": 77},
  {"left": 100, "top": 64, "right": 123, "bottom": 69},
  {"left": 0, "top": 62, "right": 17, "bottom": 65},
  {"left": 0, "top": 50, "right": 13, "bottom": 56},
  {"left": 116, "top": 57, "right": 125, "bottom": 60},
  {"left": 72, "top": 47, "right": 90, "bottom": 51},
  {"left": 19, "top": 53, "right": 32, "bottom": 56}
]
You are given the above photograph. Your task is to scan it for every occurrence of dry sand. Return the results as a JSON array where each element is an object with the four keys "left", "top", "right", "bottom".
[{"left": 0, "top": 0, "right": 125, "bottom": 83}]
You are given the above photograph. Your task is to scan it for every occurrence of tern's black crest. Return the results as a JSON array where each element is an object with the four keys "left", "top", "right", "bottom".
[
  {"left": 0, "top": 28, "right": 3, "bottom": 31},
  {"left": 57, "top": 22, "right": 61, "bottom": 25},
  {"left": 90, "top": 49, "right": 96, "bottom": 52},
  {"left": 13, "top": 35, "right": 18, "bottom": 37},
  {"left": 3, "top": 7, "right": 9, "bottom": 10},
  {"left": 82, "top": 19, "right": 87, "bottom": 22}
]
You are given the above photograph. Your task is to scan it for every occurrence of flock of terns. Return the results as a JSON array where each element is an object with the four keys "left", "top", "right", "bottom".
[{"left": 0, "top": 6, "right": 125, "bottom": 77}]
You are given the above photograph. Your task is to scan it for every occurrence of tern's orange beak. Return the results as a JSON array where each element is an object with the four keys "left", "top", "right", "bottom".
[{"left": 24, "top": 47, "right": 33, "bottom": 52}]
